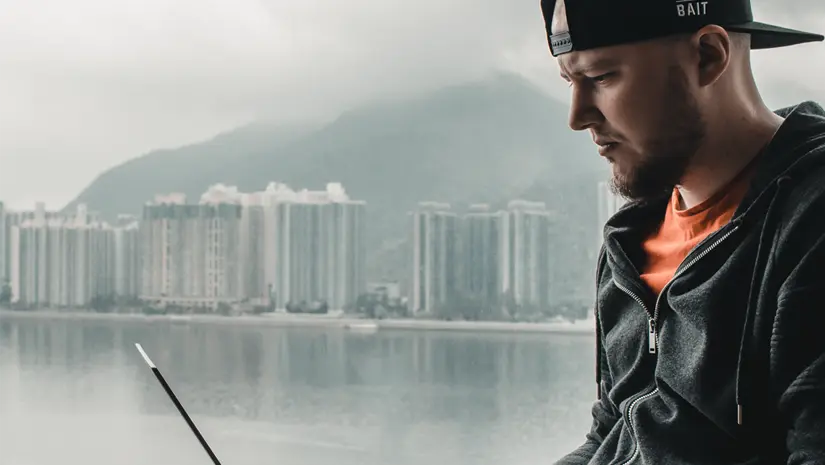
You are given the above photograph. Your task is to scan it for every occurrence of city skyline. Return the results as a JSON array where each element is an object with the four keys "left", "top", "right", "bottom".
[{"left": 0, "top": 179, "right": 626, "bottom": 317}]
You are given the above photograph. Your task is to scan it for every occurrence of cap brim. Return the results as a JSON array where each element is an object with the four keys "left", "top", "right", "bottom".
[{"left": 726, "top": 21, "right": 824, "bottom": 49}]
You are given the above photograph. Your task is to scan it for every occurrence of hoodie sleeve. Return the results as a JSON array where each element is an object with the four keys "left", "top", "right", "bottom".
[
  {"left": 553, "top": 330, "right": 620, "bottom": 465},
  {"left": 773, "top": 226, "right": 825, "bottom": 463}
]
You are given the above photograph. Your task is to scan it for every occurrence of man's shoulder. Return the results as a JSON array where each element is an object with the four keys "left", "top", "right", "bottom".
[
  {"left": 779, "top": 153, "right": 825, "bottom": 218},
  {"left": 771, "top": 117, "right": 825, "bottom": 218},
  {"left": 769, "top": 144, "right": 825, "bottom": 262}
]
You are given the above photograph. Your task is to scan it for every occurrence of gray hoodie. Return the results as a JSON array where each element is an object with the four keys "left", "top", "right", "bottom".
[{"left": 557, "top": 101, "right": 825, "bottom": 465}]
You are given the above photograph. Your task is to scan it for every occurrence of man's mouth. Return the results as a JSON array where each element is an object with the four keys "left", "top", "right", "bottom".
[{"left": 597, "top": 142, "right": 618, "bottom": 156}]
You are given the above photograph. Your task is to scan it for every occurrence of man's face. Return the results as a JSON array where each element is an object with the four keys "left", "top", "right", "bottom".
[{"left": 556, "top": 38, "right": 706, "bottom": 200}]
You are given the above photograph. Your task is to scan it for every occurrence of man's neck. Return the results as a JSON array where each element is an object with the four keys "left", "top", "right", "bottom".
[{"left": 676, "top": 108, "right": 784, "bottom": 210}]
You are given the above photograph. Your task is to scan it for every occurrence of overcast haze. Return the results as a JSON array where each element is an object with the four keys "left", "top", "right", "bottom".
[{"left": 1, "top": 0, "right": 823, "bottom": 209}]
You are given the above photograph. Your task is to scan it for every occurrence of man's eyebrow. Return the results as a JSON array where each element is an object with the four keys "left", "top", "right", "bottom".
[{"left": 560, "top": 56, "right": 621, "bottom": 79}]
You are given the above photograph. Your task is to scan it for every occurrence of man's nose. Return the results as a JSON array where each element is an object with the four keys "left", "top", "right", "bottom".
[{"left": 568, "top": 86, "right": 602, "bottom": 131}]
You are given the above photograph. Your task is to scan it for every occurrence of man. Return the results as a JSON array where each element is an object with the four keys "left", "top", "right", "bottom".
[{"left": 541, "top": 0, "right": 825, "bottom": 463}]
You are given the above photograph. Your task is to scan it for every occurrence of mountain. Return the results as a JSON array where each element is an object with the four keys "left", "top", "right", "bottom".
[
  {"left": 67, "top": 72, "right": 609, "bottom": 303},
  {"left": 67, "top": 121, "right": 318, "bottom": 213}
]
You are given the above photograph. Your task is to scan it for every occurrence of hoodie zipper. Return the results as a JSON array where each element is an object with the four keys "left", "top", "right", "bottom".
[
  {"left": 651, "top": 223, "right": 741, "bottom": 349},
  {"left": 614, "top": 222, "right": 741, "bottom": 354},
  {"left": 612, "top": 222, "right": 741, "bottom": 465},
  {"left": 619, "top": 387, "right": 660, "bottom": 465}
]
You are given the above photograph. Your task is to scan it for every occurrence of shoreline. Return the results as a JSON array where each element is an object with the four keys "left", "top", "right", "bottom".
[{"left": 0, "top": 309, "right": 595, "bottom": 335}]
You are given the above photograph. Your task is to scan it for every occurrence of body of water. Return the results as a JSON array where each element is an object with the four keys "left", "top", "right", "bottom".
[{"left": 0, "top": 314, "right": 594, "bottom": 465}]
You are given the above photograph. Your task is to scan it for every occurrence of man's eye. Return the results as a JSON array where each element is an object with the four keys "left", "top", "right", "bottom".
[{"left": 588, "top": 73, "right": 614, "bottom": 83}]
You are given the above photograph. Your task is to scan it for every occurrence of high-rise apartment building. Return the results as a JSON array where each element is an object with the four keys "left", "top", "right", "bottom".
[
  {"left": 198, "top": 186, "right": 243, "bottom": 302},
  {"left": 231, "top": 182, "right": 366, "bottom": 311},
  {"left": 2, "top": 203, "right": 63, "bottom": 283},
  {"left": 461, "top": 204, "right": 504, "bottom": 304},
  {"left": 139, "top": 182, "right": 366, "bottom": 312},
  {"left": 500, "top": 200, "right": 552, "bottom": 309},
  {"left": 410, "top": 199, "right": 553, "bottom": 314},
  {"left": 238, "top": 191, "right": 268, "bottom": 306},
  {"left": 10, "top": 204, "right": 116, "bottom": 308},
  {"left": 113, "top": 215, "right": 141, "bottom": 299},
  {"left": 270, "top": 183, "right": 366, "bottom": 311},
  {"left": 139, "top": 190, "right": 242, "bottom": 310},
  {"left": 410, "top": 202, "right": 460, "bottom": 313}
]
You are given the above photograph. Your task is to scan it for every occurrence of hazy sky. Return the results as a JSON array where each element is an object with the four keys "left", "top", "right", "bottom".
[{"left": 1, "top": 0, "right": 823, "bottom": 209}]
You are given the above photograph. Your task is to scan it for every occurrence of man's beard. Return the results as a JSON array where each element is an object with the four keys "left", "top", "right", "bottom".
[{"left": 610, "top": 66, "right": 706, "bottom": 201}]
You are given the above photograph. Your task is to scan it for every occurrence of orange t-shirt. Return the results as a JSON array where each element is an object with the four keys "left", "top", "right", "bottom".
[{"left": 640, "top": 168, "right": 755, "bottom": 296}]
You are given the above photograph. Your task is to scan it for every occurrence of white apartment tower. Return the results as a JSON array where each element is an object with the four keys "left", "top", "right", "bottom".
[
  {"left": 2, "top": 203, "right": 62, "bottom": 283},
  {"left": 139, "top": 182, "right": 366, "bottom": 312},
  {"left": 113, "top": 215, "right": 141, "bottom": 299},
  {"left": 500, "top": 200, "right": 552, "bottom": 309},
  {"left": 198, "top": 186, "right": 243, "bottom": 301},
  {"left": 410, "top": 202, "right": 460, "bottom": 314},
  {"left": 139, "top": 190, "right": 242, "bottom": 309},
  {"left": 270, "top": 183, "right": 366, "bottom": 311},
  {"left": 461, "top": 204, "right": 504, "bottom": 304},
  {"left": 10, "top": 204, "right": 116, "bottom": 308},
  {"left": 238, "top": 192, "right": 268, "bottom": 306}
]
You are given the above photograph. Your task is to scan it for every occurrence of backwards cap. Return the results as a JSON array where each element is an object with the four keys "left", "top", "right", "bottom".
[{"left": 542, "top": 0, "right": 823, "bottom": 56}]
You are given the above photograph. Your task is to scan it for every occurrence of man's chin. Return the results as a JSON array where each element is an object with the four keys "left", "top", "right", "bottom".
[
  {"left": 610, "top": 175, "right": 676, "bottom": 201},
  {"left": 609, "top": 169, "right": 644, "bottom": 201},
  {"left": 610, "top": 165, "right": 629, "bottom": 186}
]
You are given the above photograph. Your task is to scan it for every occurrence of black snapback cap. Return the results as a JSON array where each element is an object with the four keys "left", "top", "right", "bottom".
[{"left": 542, "top": 0, "right": 824, "bottom": 56}]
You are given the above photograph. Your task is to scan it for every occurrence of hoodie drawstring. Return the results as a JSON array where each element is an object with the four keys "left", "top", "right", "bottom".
[{"left": 736, "top": 175, "right": 791, "bottom": 426}]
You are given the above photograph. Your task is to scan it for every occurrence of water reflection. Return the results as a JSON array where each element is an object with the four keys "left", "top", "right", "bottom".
[{"left": 0, "top": 316, "right": 594, "bottom": 465}]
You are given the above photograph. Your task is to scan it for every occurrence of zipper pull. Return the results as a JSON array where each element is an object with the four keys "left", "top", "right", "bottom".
[{"left": 648, "top": 318, "right": 657, "bottom": 354}]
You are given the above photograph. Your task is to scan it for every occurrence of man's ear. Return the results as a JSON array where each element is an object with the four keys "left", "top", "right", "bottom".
[{"left": 692, "top": 25, "right": 732, "bottom": 87}]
